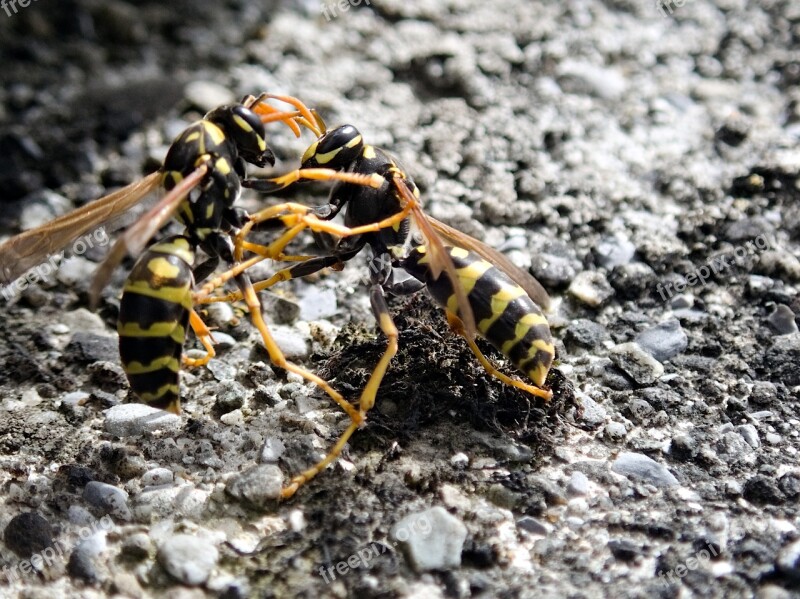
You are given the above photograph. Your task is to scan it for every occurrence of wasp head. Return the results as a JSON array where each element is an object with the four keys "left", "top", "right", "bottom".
[
  {"left": 206, "top": 105, "right": 275, "bottom": 168},
  {"left": 301, "top": 124, "right": 363, "bottom": 170}
]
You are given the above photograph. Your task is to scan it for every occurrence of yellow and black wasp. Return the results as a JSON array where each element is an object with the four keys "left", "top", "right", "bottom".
[
  {"left": 195, "top": 117, "right": 556, "bottom": 497},
  {"left": 0, "top": 93, "right": 346, "bottom": 415}
]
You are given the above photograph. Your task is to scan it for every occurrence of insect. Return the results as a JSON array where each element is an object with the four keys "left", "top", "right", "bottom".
[
  {"left": 195, "top": 117, "right": 555, "bottom": 497},
  {"left": 0, "top": 93, "right": 347, "bottom": 415}
]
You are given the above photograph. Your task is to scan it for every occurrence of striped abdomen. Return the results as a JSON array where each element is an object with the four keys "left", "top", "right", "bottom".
[
  {"left": 401, "top": 245, "right": 554, "bottom": 387},
  {"left": 118, "top": 236, "right": 195, "bottom": 414}
]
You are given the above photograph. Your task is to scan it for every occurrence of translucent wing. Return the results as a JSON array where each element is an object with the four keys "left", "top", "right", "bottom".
[
  {"left": 89, "top": 164, "right": 209, "bottom": 307},
  {"left": 0, "top": 172, "right": 162, "bottom": 285},
  {"left": 429, "top": 216, "right": 551, "bottom": 310},
  {"left": 391, "top": 176, "right": 478, "bottom": 339}
]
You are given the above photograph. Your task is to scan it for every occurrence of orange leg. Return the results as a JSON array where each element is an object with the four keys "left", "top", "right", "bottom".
[
  {"left": 446, "top": 311, "right": 552, "bottom": 401},
  {"left": 234, "top": 274, "right": 363, "bottom": 497},
  {"left": 182, "top": 309, "right": 216, "bottom": 368},
  {"left": 248, "top": 93, "right": 324, "bottom": 137},
  {"left": 194, "top": 197, "right": 419, "bottom": 304},
  {"left": 280, "top": 286, "right": 397, "bottom": 498}
]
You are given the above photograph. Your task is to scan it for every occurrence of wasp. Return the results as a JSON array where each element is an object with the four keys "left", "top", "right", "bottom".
[
  {"left": 195, "top": 117, "right": 556, "bottom": 497},
  {"left": 0, "top": 93, "right": 347, "bottom": 415}
]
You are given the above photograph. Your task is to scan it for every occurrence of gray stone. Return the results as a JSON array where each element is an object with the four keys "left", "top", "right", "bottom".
[
  {"left": 594, "top": 235, "right": 636, "bottom": 269},
  {"left": 158, "top": 534, "right": 219, "bottom": 585},
  {"left": 737, "top": 424, "right": 760, "bottom": 449},
  {"left": 611, "top": 452, "right": 678, "bottom": 488},
  {"left": 634, "top": 320, "right": 688, "bottom": 362},
  {"left": 83, "top": 482, "right": 131, "bottom": 520},
  {"left": 768, "top": 304, "right": 798, "bottom": 335},
  {"left": 141, "top": 468, "right": 174, "bottom": 488},
  {"left": 567, "top": 471, "right": 590, "bottom": 497},
  {"left": 391, "top": 506, "right": 467, "bottom": 572},
  {"left": 226, "top": 465, "right": 283, "bottom": 507},
  {"left": 269, "top": 326, "right": 310, "bottom": 360},
  {"left": 260, "top": 437, "right": 286, "bottom": 463},
  {"left": 104, "top": 404, "right": 182, "bottom": 437},
  {"left": 3, "top": 512, "right": 53, "bottom": 558},
  {"left": 568, "top": 271, "right": 614, "bottom": 307},
  {"left": 609, "top": 342, "right": 664, "bottom": 385},
  {"left": 517, "top": 516, "right": 551, "bottom": 535}
]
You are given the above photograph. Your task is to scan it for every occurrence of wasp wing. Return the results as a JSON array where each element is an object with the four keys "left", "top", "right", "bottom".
[
  {"left": 0, "top": 172, "right": 162, "bottom": 285},
  {"left": 391, "top": 176, "right": 478, "bottom": 340},
  {"left": 429, "top": 216, "right": 551, "bottom": 310},
  {"left": 89, "top": 164, "right": 208, "bottom": 307}
]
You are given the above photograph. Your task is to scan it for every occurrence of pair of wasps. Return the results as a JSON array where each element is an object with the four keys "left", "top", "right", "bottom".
[{"left": 0, "top": 92, "right": 556, "bottom": 498}]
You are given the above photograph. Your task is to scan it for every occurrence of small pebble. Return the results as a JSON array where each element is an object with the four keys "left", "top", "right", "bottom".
[
  {"left": 133, "top": 485, "right": 209, "bottom": 521},
  {"left": 141, "top": 468, "right": 174, "bottom": 487},
  {"left": 567, "top": 471, "right": 590, "bottom": 497},
  {"left": 210, "top": 332, "right": 237, "bottom": 350},
  {"left": 737, "top": 424, "right": 760, "bottom": 449},
  {"left": 57, "top": 256, "right": 95, "bottom": 286},
  {"left": 260, "top": 437, "right": 286, "bottom": 463},
  {"left": 289, "top": 510, "right": 306, "bottom": 532},
  {"left": 450, "top": 452, "right": 469, "bottom": 468},
  {"left": 605, "top": 422, "right": 627, "bottom": 440},
  {"left": 564, "top": 319, "right": 609, "bottom": 349},
  {"left": 577, "top": 391, "right": 607, "bottom": 427},
  {"left": 609, "top": 342, "right": 664, "bottom": 385},
  {"left": 83, "top": 481, "right": 131, "bottom": 520},
  {"left": 67, "top": 531, "right": 107, "bottom": 583},
  {"left": 204, "top": 302, "right": 236, "bottom": 327},
  {"left": 568, "top": 271, "right": 614, "bottom": 307},
  {"left": 207, "top": 359, "right": 236, "bottom": 382},
  {"left": 608, "top": 263, "right": 657, "bottom": 299},
  {"left": 670, "top": 294, "right": 694, "bottom": 309},
  {"left": 391, "top": 507, "right": 467, "bottom": 573},
  {"left": 215, "top": 380, "right": 246, "bottom": 412},
  {"left": 262, "top": 293, "right": 301, "bottom": 324},
  {"left": 67, "top": 505, "right": 96, "bottom": 527},
  {"left": 4, "top": 512, "right": 54, "bottom": 558},
  {"left": 594, "top": 235, "right": 636, "bottom": 269},
  {"left": 226, "top": 465, "right": 283, "bottom": 507},
  {"left": 634, "top": 320, "right": 688, "bottom": 362},
  {"left": 49, "top": 323, "right": 70, "bottom": 335},
  {"left": 20, "top": 189, "right": 72, "bottom": 229},
  {"left": 220, "top": 409, "right": 245, "bottom": 426},
  {"left": 517, "top": 516, "right": 551, "bottom": 535},
  {"left": 104, "top": 404, "right": 182, "bottom": 437},
  {"left": 768, "top": 304, "right": 798, "bottom": 335},
  {"left": 66, "top": 333, "right": 118, "bottom": 364},
  {"left": 777, "top": 539, "right": 800, "bottom": 582},
  {"left": 269, "top": 326, "right": 310, "bottom": 360},
  {"left": 158, "top": 534, "right": 220, "bottom": 585},
  {"left": 611, "top": 452, "right": 678, "bottom": 488},
  {"left": 764, "top": 334, "right": 800, "bottom": 386},
  {"left": 299, "top": 286, "right": 338, "bottom": 320},
  {"left": 62, "top": 391, "right": 90, "bottom": 408},
  {"left": 530, "top": 253, "right": 578, "bottom": 289}
]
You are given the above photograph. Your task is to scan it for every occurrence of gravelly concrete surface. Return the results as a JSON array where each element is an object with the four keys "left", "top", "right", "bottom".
[{"left": 0, "top": 1, "right": 799, "bottom": 597}]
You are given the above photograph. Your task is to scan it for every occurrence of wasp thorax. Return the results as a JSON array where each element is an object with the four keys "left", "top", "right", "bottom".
[
  {"left": 301, "top": 124, "right": 363, "bottom": 169},
  {"left": 206, "top": 105, "right": 275, "bottom": 168}
]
